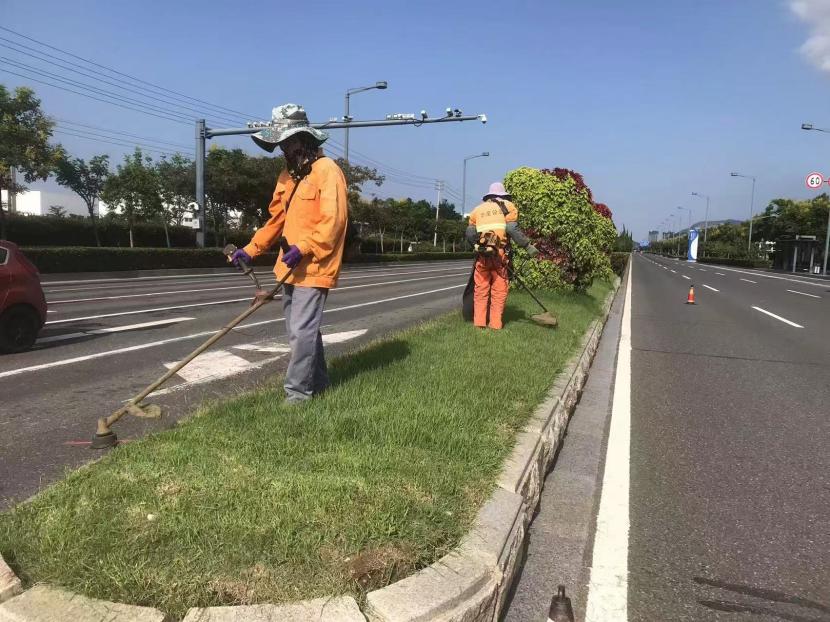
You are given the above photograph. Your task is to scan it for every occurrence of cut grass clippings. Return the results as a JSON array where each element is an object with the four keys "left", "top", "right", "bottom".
[{"left": 0, "top": 281, "right": 612, "bottom": 617}]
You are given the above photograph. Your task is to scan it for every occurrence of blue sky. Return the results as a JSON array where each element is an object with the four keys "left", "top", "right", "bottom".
[{"left": 3, "top": 0, "right": 830, "bottom": 240}]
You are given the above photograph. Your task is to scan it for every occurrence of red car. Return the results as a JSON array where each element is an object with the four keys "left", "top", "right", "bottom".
[{"left": 0, "top": 241, "right": 47, "bottom": 353}]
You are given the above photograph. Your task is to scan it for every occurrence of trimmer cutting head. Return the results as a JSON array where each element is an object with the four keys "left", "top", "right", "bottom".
[{"left": 531, "top": 312, "right": 559, "bottom": 327}]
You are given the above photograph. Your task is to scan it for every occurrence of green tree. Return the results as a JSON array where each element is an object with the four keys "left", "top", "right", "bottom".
[
  {"left": 156, "top": 154, "right": 194, "bottom": 229},
  {"left": 47, "top": 205, "right": 67, "bottom": 218},
  {"left": 53, "top": 153, "right": 110, "bottom": 246},
  {"left": 101, "top": 149, "right": 161, "bottom": 248},
  {"left": 0, "top": 85, "right": 63, "bottom": 239},
  {"left": 614, "top": 226, "right": 634, "bottom": 252}
]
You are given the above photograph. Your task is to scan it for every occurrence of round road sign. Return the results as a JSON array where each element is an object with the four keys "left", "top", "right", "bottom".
[{"left": 806, "top": 172, "right": 824, "bottom": 189}]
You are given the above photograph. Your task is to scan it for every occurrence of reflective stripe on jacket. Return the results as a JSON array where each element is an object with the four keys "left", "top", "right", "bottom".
[{"left": 243, "top": 156, "right": 348, "bottom": 289}]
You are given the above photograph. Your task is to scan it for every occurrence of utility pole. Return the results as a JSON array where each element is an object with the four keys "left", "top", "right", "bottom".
[
  {"left": 8, "top": 167, "right": 16, "bottom": 213},
  {"left": 433, "top": 180, "right": 444, "bottom": 247},
  {"left": 195, "top": 119, "right": 206, "bottom": 248},
  {"left": 731, "top": 172, "right": 756, "bottom": 257}
]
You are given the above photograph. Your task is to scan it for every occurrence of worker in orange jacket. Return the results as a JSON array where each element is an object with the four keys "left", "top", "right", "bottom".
[
  {"left": 231, "top": 103, "right": 348, "bottom": 404},
  {"left": 465, "top": 182, "right": 537, "bottom": 329}
]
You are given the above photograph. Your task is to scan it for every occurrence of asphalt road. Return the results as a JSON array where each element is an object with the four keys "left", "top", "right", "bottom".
[
  {"left": 504, "top": 253, "right": 829, "bottom": 621},
  {"left": 0, "top": 260, "right": 472, "bottom": 509}
]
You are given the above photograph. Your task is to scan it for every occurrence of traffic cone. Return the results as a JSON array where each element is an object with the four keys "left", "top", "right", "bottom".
[
  {"left": 548, "top": 585, "right": 575, "bottom": 622},
  {"left": 686, "top": 285, "right": 696, "bottom": 305}
]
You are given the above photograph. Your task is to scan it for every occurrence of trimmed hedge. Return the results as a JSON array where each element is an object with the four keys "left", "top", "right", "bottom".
[
  {"left": 21, "top": 247, "right": 474, "bottom": 273},
  {"left": 610, "top": 252, "right": 630, "bottom": 276},
  {"left": 5, "top": 214, "right": 250, "bottom": 248}
]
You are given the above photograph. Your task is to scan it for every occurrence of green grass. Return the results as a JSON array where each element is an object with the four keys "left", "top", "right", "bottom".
[{"left": 0, "top": 281, "right": 612, "bottom": 617}]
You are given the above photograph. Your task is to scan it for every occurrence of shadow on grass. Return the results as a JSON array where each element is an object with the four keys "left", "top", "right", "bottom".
[{"left": 329, "top": 338, "right": 411, "bottom": 387}]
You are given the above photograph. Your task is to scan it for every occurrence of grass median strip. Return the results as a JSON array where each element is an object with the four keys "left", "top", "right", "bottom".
[{"left": 0, "top": 281, "right": 611, "bottom": 617}]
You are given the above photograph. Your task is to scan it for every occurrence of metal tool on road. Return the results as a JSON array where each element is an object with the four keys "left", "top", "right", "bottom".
[
  {"left": 90, "top": 238, "right": 295, "bottom": 449},
  {"left": 505, "top": 263, "right": 559, "bottom": 327}
]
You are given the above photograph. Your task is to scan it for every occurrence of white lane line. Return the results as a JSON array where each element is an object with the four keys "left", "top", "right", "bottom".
[
  {"left": 702, "top": 284, "right": 719, "bottom": 292},
  {"left": 586, "top": 253, "right": 631, "bottom": 622},
  {"left": 670, "top": 269, "right": 677, "bottom": 274},
  {"left": 786, "top": 289, "right": 821, "bottom": 299},
  {"left": 45, "top": 271, "right": 469, "bottom": 324},
  {"left": 704, "top": 265, "right": 826, "bottom": 288},
  {"left": 40, "top": 261, "right": 469, "bottom": 288},
  {"left": 698, "top": 269, "right": 707, "bottom": 272},
  {"left": 0, "top": 284, "right": 465, "bottom": 379},
  {"left": 45, "top": 298, "right": 252, "bottom": 325},
  {"left": 682, "top": 275, "right": 691, "bottom": 280},
  {"left": 44, "top": 266, "right": 466, "bottom": 298},
  {"left": 37, "top": 317, "right": 196, "bottom": 344},
  {"left": 751, "top": 306, "right": 804, "bottom": 328},
  {"left": 740, "top": 278, "right": 757, "bottom": 284},
  {"left": 715, "top": 272, "right": 725, "bottom": 276}
]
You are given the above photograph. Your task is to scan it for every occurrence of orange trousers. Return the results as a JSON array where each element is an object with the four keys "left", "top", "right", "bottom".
[{"left": 473, "top": 255, "right": 509, "bottom": 329}]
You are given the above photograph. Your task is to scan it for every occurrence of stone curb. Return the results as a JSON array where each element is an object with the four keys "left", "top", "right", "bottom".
[
  {"left": 364, "top": 275, "right": 623, "bottom": 622},
  {"left": 0, "top": 555, "right": 22, "bottom": 604},
  {"left": 0, "top": 274, "right": 623, "bottom": 621}
]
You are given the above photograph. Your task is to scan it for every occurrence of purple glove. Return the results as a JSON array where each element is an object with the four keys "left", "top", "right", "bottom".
[
  {"left": 231, "top": 248, "right": 252, "bottom": 267},
  {"left": 281, "top": 244, "right": 303, "bottom": 268}
]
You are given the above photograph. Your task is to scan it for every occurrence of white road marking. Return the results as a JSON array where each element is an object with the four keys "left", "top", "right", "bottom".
[
  {"left": 715, "top": 272, "right": 725, "bottom": 276},
  {"left": 0, "top": 284, "right": 465, "bottom": 379},
  {"left": 322, "top": 329, "right": 368, "bottom": 344},
  {"left": 702, "top": 264, "right": 826, "bottom": 288},
  {"left": 46, "top": 282, "right": 277, "bottom": 305},
  {"left": 682, "top": 275, "right": 691, "bottom": 280},
  {"left": 233, "top": 343, "right": 292, "bottom": 354},
  {"left": 46, "top": 272, "right": 469, "bottom": 324},
  {"left": 37, "top": 317, "right": 196, "bottom": 344},
  {"left": 751, "top": 306, "right": 804, "bottom": 328},
  {"left": 586, "top": 252, "right": 631, "bottom": 621},
  {"left": 670, "top": 270, "right": 677, "bottom": 274},
  {"left": 698, "top": 269, "right": 707, "bottom": 272},
  {"left": 45, "top": 297, "right": 253, "bottom": 325},
  {"left": 786, "top": 289, "right": 820, "bottom": 299},
  {"left": 740, "top": 278, "right": 757, "bottom": 284},
  {"left": 40, "top": 261, "right": 469, "bottom": 288},
  {"left": 151, "top": 329, "right": 368, "bottom": 396},
  {"left": 164, "top": 350, "right": 253, "bottom": 383},
  {"left": 702, "top": 284, "right": 719, "bottom": 292}
]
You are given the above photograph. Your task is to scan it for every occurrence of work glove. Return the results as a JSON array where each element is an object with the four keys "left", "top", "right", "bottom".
[
  {"left": 231, "top": 248, "right": 252, "bottom": 267},
  {"left": 281, "top": 244, "right": 303, "bottom": 268},
  {"left": 526, "top": 244, "right": 539, "bottom": 258}
]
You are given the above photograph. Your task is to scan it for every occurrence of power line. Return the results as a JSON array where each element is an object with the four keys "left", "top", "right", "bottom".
[
  {"left": 54, "top": 124, "right": 194, "bottom": 154},
  {"left": 53, "top": 128, "right": 192, "bottom": 157},
  {"left": 0, "top": 66, "right": 191, "bottom": 125},
  {"left": 0, "top": 42, "right": 241, "bottom": 126},
  {"left": 55, "top": 118, "right": 193, "bottom": 150},
  {"left": 0, "top": 26, "right": 257, "bottom": 120},
  {"left": 0, "top": 57, "right": 201, "bottom": 123}
]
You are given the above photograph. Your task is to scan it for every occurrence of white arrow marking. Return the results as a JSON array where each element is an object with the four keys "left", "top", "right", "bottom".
[{"left": 163, "top": 350, "right": 253, "bottom": 383}]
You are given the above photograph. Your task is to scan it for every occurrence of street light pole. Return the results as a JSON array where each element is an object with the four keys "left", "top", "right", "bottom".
[
  {"left": 677, "top": 206, "right": 690, "bottom": 258},
  {"left": 730, "top": 172, "right": 756, "bottom": 257},
  {"left": 691, "top": 192, "right": 710, "bottom": 244},
  {"left": 801, "top": 122, "right": 830, "bottom": 276},
  {"left": 462, "top": 152, "right": 489, "bottom": 217},
  {"left": 433, "top": 180, "right": 444, "bottom": 247},
  {"left": 344, "top": 80, "right": 388, "bottom": 164}
]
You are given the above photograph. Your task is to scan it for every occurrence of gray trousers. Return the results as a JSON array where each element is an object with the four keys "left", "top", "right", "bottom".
[{"left": 282, "top": 284, "right": 329, "bottom": 400}]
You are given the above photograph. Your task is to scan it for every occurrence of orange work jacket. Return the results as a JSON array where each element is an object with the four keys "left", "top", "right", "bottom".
[
  {"left": 468, "top": 199, "right": 519, "bottom": 241},
  {"left": 243, "top": 156, "right": 348, "bottom": 289}
]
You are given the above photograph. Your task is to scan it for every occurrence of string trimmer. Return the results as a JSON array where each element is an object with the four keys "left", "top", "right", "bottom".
[
  {"left": 505, "top": 263, "right": 559, "bottom": 327},
  {"left": 90, "top": 238, "right": 293, "bottom": 449}
]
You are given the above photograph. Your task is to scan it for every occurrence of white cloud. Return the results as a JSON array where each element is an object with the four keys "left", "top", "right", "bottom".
[{"left": 791, "top": 0, "right": 830, "bottom": 73}]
